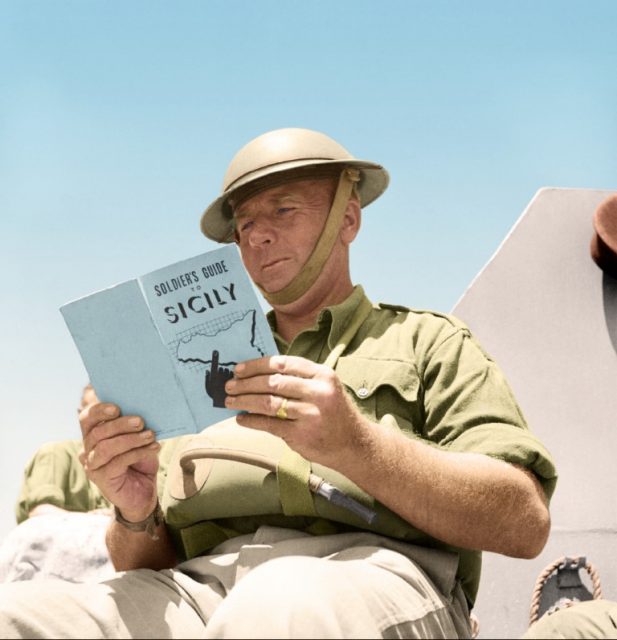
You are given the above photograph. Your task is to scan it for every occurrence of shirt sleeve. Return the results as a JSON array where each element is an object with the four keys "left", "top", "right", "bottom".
[
  {"left": 15, "top": 436, "right": 182, "bottom": 524},
  {"left": 15, "top": 440, "right": 110, "bottom": 523},
  {"left": 419, "top": 325, "right": 558, "bottom": 501}
]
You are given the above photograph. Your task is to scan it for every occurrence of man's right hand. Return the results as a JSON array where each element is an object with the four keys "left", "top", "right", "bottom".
[{"left": 79, "top": 402, "right": 160, "bottom": 522}]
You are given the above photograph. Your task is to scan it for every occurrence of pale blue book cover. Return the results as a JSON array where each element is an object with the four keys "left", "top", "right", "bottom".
[{"left": 60, "top": 245, "right": 278, "bottom": 439}]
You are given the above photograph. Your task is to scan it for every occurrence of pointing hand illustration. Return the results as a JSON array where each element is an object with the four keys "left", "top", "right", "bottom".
[{"left": 205, "top": 350, "right": 234, "bottom": 408}]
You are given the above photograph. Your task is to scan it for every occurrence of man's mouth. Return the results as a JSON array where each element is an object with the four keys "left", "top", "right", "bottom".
[{"left": 262, "top": 257, "right": 288, "bottom": 271}]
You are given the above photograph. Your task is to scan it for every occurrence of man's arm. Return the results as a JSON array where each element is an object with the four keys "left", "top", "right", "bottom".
[
  {"left": 105, "top": 517, "right": 176, "bottom": 571},
  {"left": 334, "top": 419, "right": 549, "bottom": 558},
  {"left": 80, "top": 402, "right": 177, "bottom": 571},
  {"left": 225, "top": 355, "right": 550, "bottom": 559}
]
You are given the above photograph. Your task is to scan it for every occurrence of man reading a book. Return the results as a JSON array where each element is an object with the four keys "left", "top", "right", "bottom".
[{"left": 0, "top": 128, "right": 557, "bottom": 639}]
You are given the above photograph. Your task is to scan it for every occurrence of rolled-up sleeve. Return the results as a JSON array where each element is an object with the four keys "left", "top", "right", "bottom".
[{"left": 420, "top": 326, "right": 557, "bottom": 501}]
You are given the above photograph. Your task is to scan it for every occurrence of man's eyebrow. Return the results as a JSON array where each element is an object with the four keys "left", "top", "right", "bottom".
[
  {"left": 233, "top": 208, "right": 249, "bottom": 221},
  {"left": 233, "top": 192, "right": 300, "bottom": 219}
]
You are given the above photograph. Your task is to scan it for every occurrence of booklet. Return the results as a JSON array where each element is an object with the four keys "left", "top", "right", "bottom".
[{"left": 60, "top": 245, "right": 277, "bottom": 439}]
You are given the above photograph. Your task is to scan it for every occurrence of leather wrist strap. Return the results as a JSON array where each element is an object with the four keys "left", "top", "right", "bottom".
[{"left": 114, "top": 500, "right": 164, "bottom": 540}]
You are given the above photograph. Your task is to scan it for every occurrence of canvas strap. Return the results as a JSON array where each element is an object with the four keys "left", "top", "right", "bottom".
[
  {"left": 274, "top": 295, "right": 372, "bottom": 515},
  {"left": 277, "top": 449, "right": 316, "bottom": 516}
]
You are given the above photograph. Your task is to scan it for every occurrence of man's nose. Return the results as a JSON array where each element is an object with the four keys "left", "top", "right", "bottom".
[{"left": 248, "top": 219, "right": 275, "bottom": 246}]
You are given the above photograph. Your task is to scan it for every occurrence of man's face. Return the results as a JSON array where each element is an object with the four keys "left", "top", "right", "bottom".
[{"left": 232, "top": 178, "right": 336, "bottom": 294}]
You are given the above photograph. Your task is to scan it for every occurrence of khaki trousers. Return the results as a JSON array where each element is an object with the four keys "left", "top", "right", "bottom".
[{"left": 0, "top": 526, "right": 472, "bottom": 639}]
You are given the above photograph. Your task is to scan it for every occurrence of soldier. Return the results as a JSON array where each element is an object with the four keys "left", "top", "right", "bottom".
[
  {"left": 0, "top": 128, "right": 557, "bottom": 638},
  {"left": 14, "top": 384, "right": 109, "bottom": 523}
]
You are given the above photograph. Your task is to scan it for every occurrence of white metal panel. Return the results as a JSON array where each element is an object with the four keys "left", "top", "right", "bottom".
[{"left": 452, "top": 187, "right": 617, "bottom": 638}]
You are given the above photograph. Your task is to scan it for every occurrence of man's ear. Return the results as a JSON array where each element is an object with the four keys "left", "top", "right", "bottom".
[{"left": 340, "top": 199, "right": 361, "bottom": 244}]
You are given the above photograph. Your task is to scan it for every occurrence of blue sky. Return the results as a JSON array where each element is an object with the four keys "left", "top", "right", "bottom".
[{"left": 1, "top": 0, "right": 616, "bottom": 537}]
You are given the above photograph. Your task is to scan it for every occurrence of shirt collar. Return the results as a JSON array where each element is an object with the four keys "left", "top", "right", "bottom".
[{"left": 267, "top": 285, "right": 370, "bottom": 354}]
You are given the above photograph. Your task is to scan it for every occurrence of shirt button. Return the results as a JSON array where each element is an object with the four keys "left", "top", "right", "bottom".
[{"left": 357, "top": 387, "right": 369, "bottom": 399}]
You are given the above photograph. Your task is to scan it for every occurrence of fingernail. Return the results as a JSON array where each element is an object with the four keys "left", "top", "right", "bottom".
[
  {"left": 225, "top": 380, "right": 235, "bottom": 392},
  {"left": 234, "top": 363, "right": 244, "bottom": 376},
  {"left": 141, "top": 430, "right": 154, "bottom": 440},
  {"left": 128, "top": 417, "right": 141, "bottom": 427},
  {"left": 104, "top": 405, "right": 118, "bottom": 416}
]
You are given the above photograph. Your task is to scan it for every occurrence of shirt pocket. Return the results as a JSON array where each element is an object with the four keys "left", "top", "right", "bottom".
[{"left": 335, "top": 356, "right": 422, "bottom": 432}]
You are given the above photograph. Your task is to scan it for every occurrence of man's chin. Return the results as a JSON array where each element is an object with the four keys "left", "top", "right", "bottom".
[
  {"left": 259, "top": 280, "right": 291, "bottom": 296},
  {"left": 257, "top": 273, "right": 298, "bottom": 296}
]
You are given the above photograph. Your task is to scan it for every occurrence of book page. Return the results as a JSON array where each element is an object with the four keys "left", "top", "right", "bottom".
[
  {"left": 61, "top": 245, "right": 277, "bottom": 439},
  {"left": 61, "top": 280, "right": 197, "bottom": 438},
  {"left": 137, "top": 244, "right": 277, "bottom": 431}
]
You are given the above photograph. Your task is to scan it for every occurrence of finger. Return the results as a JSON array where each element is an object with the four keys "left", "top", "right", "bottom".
[
  {"left": 79, "top": 402, "right": 121, "bottom": 438},
  {"left": 226, "top": 393, "right": 306, "bottom": 421},
  {"left": 87, "top": 442, "right": 160, "bottom": 482},
  {"left": 212, "top": 349, "right": 219, "bottom": 372},
  {"left": 85, "top": 429, "right": 157, "bottom": 472},
  {"left": 234, "top": 355, "right": 324, "bottom": 380},
  {"left": 83, "top": 415, "right": 145, "bottom": 455},
  {"left": 235, "top": 412, "right": 292, "bottom": 440},
  {"left": 225, "top": 372, "right": 313, "bottom": 400}
]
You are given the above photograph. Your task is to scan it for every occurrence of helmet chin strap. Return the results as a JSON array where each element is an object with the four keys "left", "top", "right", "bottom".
[{"left": 258, "top": 168, "right": 360, "bottom": 307}]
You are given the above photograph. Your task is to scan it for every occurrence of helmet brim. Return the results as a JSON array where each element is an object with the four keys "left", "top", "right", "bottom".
[{"left": 200, "top": 159, "right": 389, "bottom": 243}]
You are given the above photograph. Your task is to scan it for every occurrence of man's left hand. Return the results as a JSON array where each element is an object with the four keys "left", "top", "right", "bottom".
[{"left": 224, "top": 355, "right": 367, "bottom": 468}]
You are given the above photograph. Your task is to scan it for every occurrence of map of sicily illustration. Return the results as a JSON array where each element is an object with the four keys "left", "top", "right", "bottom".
[{"left": 61, "top": 245, "right": 277, "bottom": 439}]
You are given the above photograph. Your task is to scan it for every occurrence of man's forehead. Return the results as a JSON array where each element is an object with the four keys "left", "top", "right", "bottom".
[{"left": 232, "top": 178, "right": 334, "bottom": 218}]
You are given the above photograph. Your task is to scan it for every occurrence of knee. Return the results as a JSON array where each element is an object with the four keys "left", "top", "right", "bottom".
[
  {"left": 232, "top": 556, "right": 337, "bottom": 608},
  {"left": 205, "top": 557, "right": 356, "bottom": 637}
]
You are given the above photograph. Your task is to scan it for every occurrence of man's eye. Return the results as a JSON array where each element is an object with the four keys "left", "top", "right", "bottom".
[
  {"left": 277, "top": 207, "right": 294, "bottom": 215},
  {"left": 239, "top": 220, "right": 254, "bottom": 233}
]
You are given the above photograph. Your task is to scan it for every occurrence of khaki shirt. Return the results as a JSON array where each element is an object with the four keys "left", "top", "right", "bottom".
[
  {"left": 271, "top": 286, "right": 555, "bottom": 495},
  {"left": 18, "top": 285, "right": 556, "bottom": 606},
  {"left": 268, "top": 285, "right": 557, "bottom": 604}
]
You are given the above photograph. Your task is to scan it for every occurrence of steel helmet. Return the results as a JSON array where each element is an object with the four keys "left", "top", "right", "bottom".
[{"left": 200, "top": 127, "right": 389, "bottom": 242}]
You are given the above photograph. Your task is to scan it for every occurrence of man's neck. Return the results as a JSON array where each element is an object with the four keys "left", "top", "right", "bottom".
[{"left": 271, "top": 279, "right": 354, "bottom": 344}]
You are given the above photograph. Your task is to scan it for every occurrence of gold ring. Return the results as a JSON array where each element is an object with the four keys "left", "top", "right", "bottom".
[{"left": 276, "top": 397, "right": 289, "bottom": 420}]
